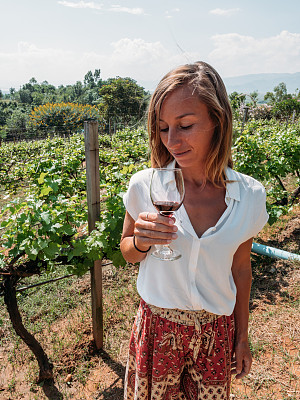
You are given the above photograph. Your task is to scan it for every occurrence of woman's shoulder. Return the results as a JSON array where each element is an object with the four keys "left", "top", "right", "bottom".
[
  {"left": 227, "top": 168, "right": 266, "bottom": 195},
  {"left": 128, "top": 167, "right": 152, "bottom": 186}
]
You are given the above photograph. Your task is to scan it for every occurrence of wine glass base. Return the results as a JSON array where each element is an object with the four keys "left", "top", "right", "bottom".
[{"left": 151, "top": 248, "right": 182, "bottom": 261}]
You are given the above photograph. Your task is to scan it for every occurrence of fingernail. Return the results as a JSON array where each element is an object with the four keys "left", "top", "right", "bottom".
[
  {"left": 169, "top": 219, "right": 175, "bottom": 225},
  {"left": 172, "top": 234, "right": 177, "bottom": 239}
]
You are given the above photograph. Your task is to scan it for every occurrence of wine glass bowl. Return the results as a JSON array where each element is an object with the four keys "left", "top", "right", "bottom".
[{"left": 150, "top": 168, "right": 185, "bottom": 261}]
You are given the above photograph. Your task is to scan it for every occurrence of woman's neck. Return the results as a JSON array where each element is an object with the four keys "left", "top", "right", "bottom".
[{"left": 177, "top": 164, "right": 207, "bottom": 188}]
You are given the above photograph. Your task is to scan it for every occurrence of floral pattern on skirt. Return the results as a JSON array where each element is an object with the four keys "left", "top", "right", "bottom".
[{"left": 124, "top": 299, "right": 235, "bottom": 400}]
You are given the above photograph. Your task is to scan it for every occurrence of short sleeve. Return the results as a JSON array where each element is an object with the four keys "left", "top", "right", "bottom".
[
  {"left": 248, "top": 184, "right": 269, "bottom": 238},
  {"left": 123, "top": 169, "right": 152, "bottom": 221}
]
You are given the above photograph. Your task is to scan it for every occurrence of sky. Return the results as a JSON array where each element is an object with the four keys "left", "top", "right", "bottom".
[{"left": 1, "top": 0, "right": 300, "bottom": 92}]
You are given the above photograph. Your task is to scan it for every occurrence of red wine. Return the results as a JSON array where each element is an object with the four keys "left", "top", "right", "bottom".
[{"left": 153, "top": 201, "right": 182, "bottom": 216}]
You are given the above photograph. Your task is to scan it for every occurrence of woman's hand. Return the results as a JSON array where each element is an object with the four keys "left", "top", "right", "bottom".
[
  {"left": 133, "top": 211, "right": 178, "bottom": 251},
  {"left": 231, "top": 338, "right": 252, "bottom": 379},
  {"left": 120, "top": 211, "right": 178, "bottom": 263},
  {"left": 231, "top": 238, "right": 253, "bottom": 379}
]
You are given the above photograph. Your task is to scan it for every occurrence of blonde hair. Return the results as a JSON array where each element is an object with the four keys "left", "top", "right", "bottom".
[{"left": 147, "top": 61, "right": 233, "bottom": 187}]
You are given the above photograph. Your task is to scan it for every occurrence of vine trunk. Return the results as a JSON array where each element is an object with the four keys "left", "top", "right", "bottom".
[{"left": 3, "top": 275, "right": 54, "bottom": 383}]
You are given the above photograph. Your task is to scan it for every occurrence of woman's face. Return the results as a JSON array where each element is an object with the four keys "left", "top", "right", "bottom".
[{"left": 159, "top": 85, "right": 215, "bottom": 170}]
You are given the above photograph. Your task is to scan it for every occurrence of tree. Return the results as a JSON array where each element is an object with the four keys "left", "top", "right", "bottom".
[
  {"left": 271, "top": 98, "right": 300, "bottom": 120},
  {"left": 84, "top": 70, "right": 95, "bottom": 88},
  {"left": 57, "top": 85, "right": 75, "bottom": 103},
  {"left": 229, "top": 92, "right": 246, "bottom": 110},
  {"left": 263, "top": 82, "right": 299, "bottom": 120},
  {"left": 6, "top": 108, "right": 29, "bottom": 136},
  {"left": 73, "top": 81, "right": 83, "bottom": 97},
  {"left": 28, "top": 102, "right": 104, "bottom": 135},
  {"left": 0, "top": 101, "right": 18, "bottom": 126},
  {"left": 31, "top": 92, "right": 45, "bottom": 106},
  {"left": 94, "top": 69, "right": 101, "bottom": 85},
  {"left": 249, "top": 91, "right": 259, "bottom": 107},
  {"left": 29, "top": 77, "right": 38, "bottom": 85},
  {"left": 274, "top": 82, "right": 289, "bottom": 102},
  {"left": 264, "top": 82, "right": 291, "bottom": 104},
  {"left": 9, "top": 88, "right": 16, "bottom": 99},
  {"left": 18, "top": 88, "right": 33, "bottom": 104},
  {"left": 99, "top": 77, "right": 148, "bottom": 131}
]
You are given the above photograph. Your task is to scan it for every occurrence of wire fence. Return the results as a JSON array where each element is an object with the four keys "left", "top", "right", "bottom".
[
  {"left": 0, "top": 126, "right": 80, "bottom": 144},
  {"left": 13, "top": 261, "right": 113, "bottom": 293}
]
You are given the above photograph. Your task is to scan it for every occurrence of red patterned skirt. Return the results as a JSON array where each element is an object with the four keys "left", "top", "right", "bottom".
[{"left": 124, "top": 299, "right": 235, "bottom": 400}]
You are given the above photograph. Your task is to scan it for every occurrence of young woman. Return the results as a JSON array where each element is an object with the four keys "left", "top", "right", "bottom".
[{"left": 120, "top": 61, "right": 268, "bottom": 400}]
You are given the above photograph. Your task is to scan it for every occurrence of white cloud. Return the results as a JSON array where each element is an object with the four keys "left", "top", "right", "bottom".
[
  {"left": 58, "top": 1, "right": 103, "bottom": 10},
  {"left": 0, "top": 42, "right": 81, "bottom": 89},
  {"left": 111, "top": 38, "right": 164, "bottom": 61},
  {"left": 165, "top": 8, "right": 180, "bottom": 19},
  {"left": 210, "top": 8, "right": 240, "bottom": 16},
  {"left": 208, "top": 30, "right": 300, "bottom": 76},
  {"left": 0, "top": 39, "right": 194, "bottom": 91},
  {"left": 89, "top": 38, "right": 190, "bottom": 85},
  {"left": 3, "top": 32, "right": 298, "bottom": 93},
  {"left": 58, "top": 1, "right": 145, "bottom": 15},
  {"left": 108, "top": 5, "right": 145, "bottom": 15}
]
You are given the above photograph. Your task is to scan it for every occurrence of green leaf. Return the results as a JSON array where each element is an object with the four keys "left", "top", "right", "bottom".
[
  {"left": 111, "top": 250, "right": 126, "bottom": 267},
  {"left": 40, "top": 186, "right": 53, "bottom": 197},
  {"left": 50, "top": 222, "right": 62, "bottom": 232},
  {"left": 40, "top": 211, "right": 51, "bottom": 225},
  {"left": 38, "top": 172, "right": 47, "bottom": 184},
  {"left": 71, "top": 242, "right": 86, "bottom": 257},
  {"left": 43, "top": 242, "right": 61, "bottom": 259},
  {"left": 61, "top": 224, "right": 74, "bottom": 236},
  {"left": 27, "top": 246, "right": 38, "bottom": 260}
]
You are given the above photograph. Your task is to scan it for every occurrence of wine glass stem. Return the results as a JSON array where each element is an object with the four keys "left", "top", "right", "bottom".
[
  {"left": 159, "top": 213, "right": 175, "bottom": 256},
  {"left": 160, "top": 244, "right": 173, "bottom": 256}
]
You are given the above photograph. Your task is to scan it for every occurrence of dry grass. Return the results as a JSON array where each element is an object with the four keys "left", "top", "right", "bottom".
[
  {"left": 232, "top": 265, "right": 300, "bottom": 399},
  {"left": 0, "top": 207, "right": 299, "bottom": 400}
]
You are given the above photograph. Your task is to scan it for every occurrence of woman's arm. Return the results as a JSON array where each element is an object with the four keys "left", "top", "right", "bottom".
[
  {"left": 231, "top": 237, "right": 253, "bottom": 379},
  {"left": 120, "top": 211, "right": 178, "bottom": 264}
]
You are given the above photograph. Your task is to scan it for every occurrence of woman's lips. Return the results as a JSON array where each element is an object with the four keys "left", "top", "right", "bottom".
[{"left": 172, "top": 150, "right": 190, "bottom": 157}]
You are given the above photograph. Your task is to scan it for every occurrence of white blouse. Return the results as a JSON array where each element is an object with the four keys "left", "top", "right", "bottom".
[{"left": 123, "top": 161, "right": 269, "bottom": 316}]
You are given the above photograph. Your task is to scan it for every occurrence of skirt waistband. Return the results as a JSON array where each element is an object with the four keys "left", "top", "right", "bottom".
[{"left": 145, "top": 300, "right": 220, "bottom": 331}]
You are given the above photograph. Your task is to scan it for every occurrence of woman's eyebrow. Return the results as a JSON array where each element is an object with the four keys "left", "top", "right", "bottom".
[{"left": 159, "top": 113, "right": 195, "bottom": 122}]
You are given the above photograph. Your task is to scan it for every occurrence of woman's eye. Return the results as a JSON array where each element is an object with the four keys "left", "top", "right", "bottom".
[
  {"left": 160, "top": 127, "right": 168, "bottom": 133},
  {"left": 180, "top": 124, "right": 193, "bottom": 130}
]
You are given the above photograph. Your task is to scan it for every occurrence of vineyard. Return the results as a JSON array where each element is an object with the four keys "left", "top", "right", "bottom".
[{"left": 0, "top": 119, "right": 299, "bottom": 399}]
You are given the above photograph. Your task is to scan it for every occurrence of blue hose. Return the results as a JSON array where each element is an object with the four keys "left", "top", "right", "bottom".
[{"left": 252, "top": 242, "right": 300, "bottom": 261}]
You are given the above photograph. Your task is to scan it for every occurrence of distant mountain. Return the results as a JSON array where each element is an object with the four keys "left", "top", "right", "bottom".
[{"left": 223, "top": 72, "right": 300, "bottom": 96}]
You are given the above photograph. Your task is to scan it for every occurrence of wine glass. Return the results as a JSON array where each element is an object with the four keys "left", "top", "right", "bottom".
[{"left": 150, "top": 168, "right": 185, "bottom": 261}]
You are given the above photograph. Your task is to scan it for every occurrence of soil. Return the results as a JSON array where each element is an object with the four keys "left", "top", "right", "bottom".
[{"left": 0, "top": 208, "right": 299, "bottom": 400}]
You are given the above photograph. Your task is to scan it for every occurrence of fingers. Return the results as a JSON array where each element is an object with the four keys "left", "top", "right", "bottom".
[
  {"left": 235, "top": 356, "right": 243, "bottom": 377},
  {"left": 237, "top": 358, "right": 251, "bottom": 379},
  {"left": 134, "top": 212, "right": 178, "bottom": 247},
  {"left": 142, "top": 212, "right": 176, "bottom": 225},
  {"left": 231, "top": 355, "right": 252, "bottom": 379},
  {"left": 138, "top": 212, "right": 178, "bottom": 233}
]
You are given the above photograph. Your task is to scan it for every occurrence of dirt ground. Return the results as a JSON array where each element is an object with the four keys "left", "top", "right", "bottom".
[{"left": 0, "top": 209, "right": 299, "bottom": 400}]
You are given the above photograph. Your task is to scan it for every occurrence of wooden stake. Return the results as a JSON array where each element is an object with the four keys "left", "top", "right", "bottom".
[{"left": 84, "top": 120, "right": 103, "bottom": 349}]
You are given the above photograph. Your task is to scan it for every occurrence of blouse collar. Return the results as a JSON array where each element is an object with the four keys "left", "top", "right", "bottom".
[{"left": 164, "top": 160, "right": 240, "bottom": 203}]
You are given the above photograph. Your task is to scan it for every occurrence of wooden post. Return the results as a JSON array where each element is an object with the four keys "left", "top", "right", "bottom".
[
  {"left": 84, "top": 120, "right": 103, "bottom": 349},
  {"left": 241, "top": 106, "right": 249, "bottom": 134}
]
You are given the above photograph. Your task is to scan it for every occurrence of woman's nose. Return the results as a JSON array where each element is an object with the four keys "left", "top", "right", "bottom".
[{"left": 167, "top": 127, "right": 181, "bottom": 148}]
